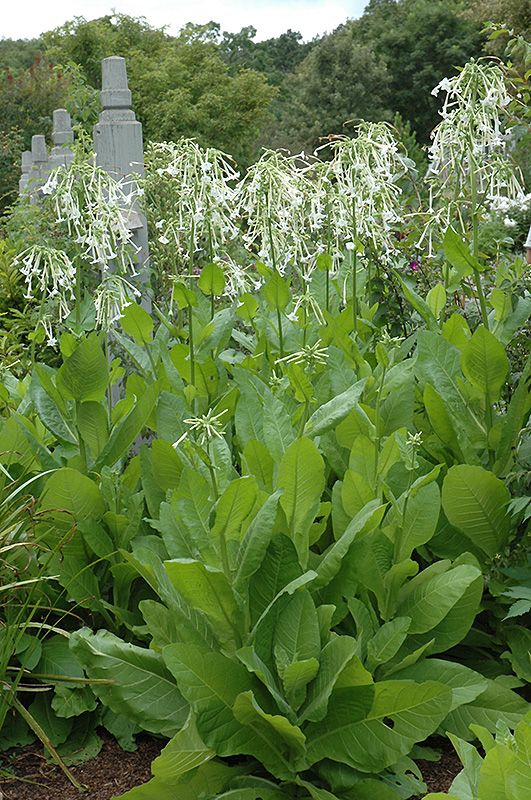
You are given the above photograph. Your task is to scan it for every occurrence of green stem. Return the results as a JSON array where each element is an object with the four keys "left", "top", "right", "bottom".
[
  {"left": 10, "top": 694, "right": 86, "bottom": 791},
  {"left": 351, "top": 198, "right": 358, "bottom": 337},
  {"left": 104, "top": 332, "right": 113, "bottom": 419},
  {"left": 373, "top": 363, "right": 387, "bottom": 492},
  {"left": 276, "top": 307, "right": 284, "bottom": 357},
  {"left": 468, "top": 78, "right": 489, "bottom": 330},
  {"left": 75, "top": 257, "right": 82, "bottom": 328},
  {"left": 188, "top": 303, "right": 196, "bottom": 413}
]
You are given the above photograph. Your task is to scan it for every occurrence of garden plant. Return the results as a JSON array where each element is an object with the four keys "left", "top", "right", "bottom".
[{"left": 0, "top": 38, "right": 529, "bottom": 800}]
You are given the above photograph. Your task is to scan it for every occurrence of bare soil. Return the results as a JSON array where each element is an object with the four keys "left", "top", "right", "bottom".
[{"left": 0, "top": 732, "right": 462, "bottom": 799}]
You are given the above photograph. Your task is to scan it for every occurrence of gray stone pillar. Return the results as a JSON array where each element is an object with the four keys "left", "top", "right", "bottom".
[
  {"left": 28, "top": 135, "right": 50, "bottom": 198},
  {"left": 49, "top": 109, "right": 74, "bottom": 169},
  {"left": 19, "top": 150, "right": 32, "bottom": 194},
  {"left": 93, "top": 56, "right": 149, "bottom": 286}
]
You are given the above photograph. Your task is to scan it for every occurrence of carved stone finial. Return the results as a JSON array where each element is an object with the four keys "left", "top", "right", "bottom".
[
  {"left": 19, "top": 150, "right": 32, "bottom": 193},
  {"left": 52, "top": 109, "right": 74, "bottom": 145},
  {"left": 31, "top": 135, "right": 48, "bottom": 164},
  {"left": 28, "top": 134, "right": 50, "bottom": 193},
  {"left": 50, "top": 108, "right": 75, "bottom": 168},
  {"left": 94, "top": 55, "right": 149, "bottom": 285},
  {"left": 101, "top": 56, "right": 132, "bottom": 111}
]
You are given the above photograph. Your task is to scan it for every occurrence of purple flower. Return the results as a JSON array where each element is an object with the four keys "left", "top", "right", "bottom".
[{"left": 409, "top": 259, "right": 419, "bottom": 272}]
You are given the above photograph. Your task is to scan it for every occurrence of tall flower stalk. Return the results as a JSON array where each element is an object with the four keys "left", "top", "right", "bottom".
[
  {"left": 319, "top": 123, "right": 414, "bottom": 331},
  {"left": 425, "top": 60, "right": 528, "bottom": 327},
  {"left": 144, "top": 139, "right": 240, "bottom": 302}
]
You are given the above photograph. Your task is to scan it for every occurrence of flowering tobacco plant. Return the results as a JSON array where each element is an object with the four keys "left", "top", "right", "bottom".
[
  {"left": 13, "top": 161, "right": 141, "bottom": 341},
  {"left": 144, "top": 140, "right": 240, "bottom": 280},
  {"left": 236, "top": 148, "right": 316, "bottom": 276},
  {"left": 418, "top": 60, "right": 529, "bottom": 258}
]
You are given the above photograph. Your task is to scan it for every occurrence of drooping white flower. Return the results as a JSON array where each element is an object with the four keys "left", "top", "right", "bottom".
[
  {"left": 144, "top": 139, "right": 239, "bottom": 275},
  {"left": 93, "top": 274, "right": 141, "bottom": 330},
  {"left": 235, "top": 149, "right": 316, "bottom": 277}
]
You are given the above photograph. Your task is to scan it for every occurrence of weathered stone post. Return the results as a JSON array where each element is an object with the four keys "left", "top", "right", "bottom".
[
  {"left": 49, "top": 109, "right": 75, "bottom": 169},
  {"left": 93, "top": 56, "right": 150, "bottom": 288},
  {"left": 28, "top": 135, "right": 49, "bottom": 195},
  {"left": 19, "top": 150, "right": 32, "bottom": 194}
]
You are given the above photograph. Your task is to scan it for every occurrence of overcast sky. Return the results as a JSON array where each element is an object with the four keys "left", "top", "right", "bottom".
[{"left": 2, "top": 1, "right": 368, "bottom": 41}]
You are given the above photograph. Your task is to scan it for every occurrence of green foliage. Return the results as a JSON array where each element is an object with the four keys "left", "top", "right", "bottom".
[{"left": 424, "top": 713, "right": 531, "bottom": 800}]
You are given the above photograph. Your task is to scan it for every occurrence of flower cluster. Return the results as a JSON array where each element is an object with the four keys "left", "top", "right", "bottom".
[
  {"left": 235, "top": 149, "right": 315, "bottom": 276},
  {"left": 427, "top": 61, "right": 526, "bottom": 207},
  {"left": 145, "top": 140, "right": 240, "bottom": 272},
  {"left": 14, "top": 245, "right": 76, "bottom": 345},
  {"left": 43, "top": 162, "right": 138, "bottom": 274},
  {"left": 321, "top": 123, "right": 415, "bottom": 261}
]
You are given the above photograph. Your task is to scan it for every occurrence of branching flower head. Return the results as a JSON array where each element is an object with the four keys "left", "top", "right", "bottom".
[
  {"left": 93, "top": 274, "right": 141, "bottom": 331},
  {"left": 321, "top": 123, "right": 414, "bottom": 259},
  {"left": 177, "top": 408, "right": 228, "bottom": 448},
  {"left": 144, "top": 139, "right": 239, "bottom": 273},
  {"left": 236, "top": 149, "right": 316, "bottom": 276},
  {"left": 13, "top": 245, "right": 76, "bottom": 344},
  {"left": 427, "top": 60, "right": 526, "bottom": 210},
  {"left": 42, "top": 162, "right": 139, "bottom": 274}
]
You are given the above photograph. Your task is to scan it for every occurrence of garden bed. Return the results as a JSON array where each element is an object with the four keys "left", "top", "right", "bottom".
[{"left": 1, "top": 735, "right": 462, "bottom": 800}]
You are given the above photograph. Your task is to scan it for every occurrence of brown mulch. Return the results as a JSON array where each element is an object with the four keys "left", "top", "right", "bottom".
[
  {"left": 417, "top": 746, "right": 462, "bottom": 796},
  {"left": 0, "top": 732, "right": 462, "bottom": 799},
  {"left": 0, "top": 730, "right": 162, "bottom": 800}
]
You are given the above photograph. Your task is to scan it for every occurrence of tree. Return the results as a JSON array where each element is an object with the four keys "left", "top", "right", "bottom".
[
  {"left": 128, "top": 40, "right": 276, "bottom": 165},
  {"left": 269, "top": 25, "right": 391, "bottom": 153},
  {"left": 357, "top": 0, "right": 485, "bottom": 141},
  {"left": 42, "top": 13, "right": 168, "bottom": 87}
]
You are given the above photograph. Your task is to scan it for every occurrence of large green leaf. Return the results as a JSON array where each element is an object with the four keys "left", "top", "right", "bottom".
[
  {"left": 120, "top": 301, "right": 154, "bottom": 345},
  {"left": 392, "top": 659, "right": 488, "bottom": 713},
  {"left": 442, "top": 465, "right": 511, "bottom": 556},
  {"left": 234, "top": 491, "right": 282, "bottom": 594},
  {"left": 95, "top": 380, "right": 160, "bottom": 469},
  {"left": 232, "top": 690, "right": 306, "bottom": 779},
  {"left": 395, "top": 564, "right": 482, "bottom": 635},
  {"left": 117, "top": 761, "right": 240, "bottom": 800},
  {"left": 77, "top": 401, "right": 108, "bottom": 459},
  {"left": 304, "top": 379, "right": 367, "bottom": 438},
  {"left": 211, "top": 476, "right": 258, "bottom": 545},
  {"left": 394, "top": 481, "right": 441, "bottom": 561},
  {"left": 150, "top": 713, "right": 214, "bottom": 782},
  {"left": 57, "top": 334, "right": 109, "bottom": 402},
  {"left": 163, "top": 644, "right": 296, "bottom": 775},
  {"left": 263, "top": 396, "right": 296, "bottom": 462},
  {"left": 415, "top": 331, "right": 484, "bottom": 450},
  {"left": 366, "top": 618, "right": 411, "bottom": 671},
  {"left": 299, "top": 636, "right": 358, "bottom": 723},
  {"left": 314, "top": 500, "right": 385, "bottom": 590},
  {"left": 30, "top": 368, "right": 77, "bottom": 444},
  {"left": 478, "top": 714, "right": 531, "bottom": 800},
  {"left": 40, "top": 468, "right": 104, "bottom": 520},
  {"left": 70, "top": 629, "right": 188, "bottom": 736},
  {"left": 461, "top": 325, "right": 509, "bottom": 401},
  {"left": 444, "top": 680, "right": 528, "bottom": 740},
  {"left": 274, "top": 591, "right": 321, "bottom": 706},
  {"left": 164, "top": 559, "right": 239, "bottom": 648},
  {"left": 306, "top": 681, "right": 451, "bottom": 772},
  {"left": 443, "top": 227, "right": 483, "bottom": 277},
  {"left": 278, "top": 437, "right": 325, "bottom": 566}
]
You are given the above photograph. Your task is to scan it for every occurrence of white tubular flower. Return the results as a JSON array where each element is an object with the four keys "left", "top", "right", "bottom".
[
  {"left": 42, "top": 162, "right": 138, "bottom": 274},
  {"left": 235, "top": 149, "right": 316, "bottom": 276},
  {"left": 14, "top": 245, "right": 76, "bottom": 341},
  {"left": 320, "top": 122, "right": 413, "bottom": 261},
  {"left": 94, "top": 274, "right": 141, "bottom": 331},
  {"left": 144, "top": 139, "right": 239, "bottom": 274},
  {"left": 427, "top": 60, "right": 526, "bottom": 205}
]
